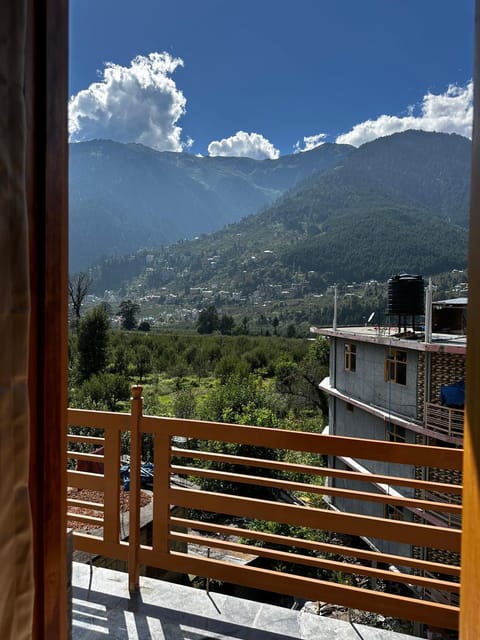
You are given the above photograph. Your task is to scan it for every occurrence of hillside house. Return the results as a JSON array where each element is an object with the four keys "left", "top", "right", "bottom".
[{"left": 312, "top": 297, "right": 466, "bottom": 594}]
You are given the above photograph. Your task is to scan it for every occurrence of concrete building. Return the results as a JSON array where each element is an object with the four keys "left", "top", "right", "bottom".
[{"left": 312, "top": 295, "right": 465, "bottom": 597}]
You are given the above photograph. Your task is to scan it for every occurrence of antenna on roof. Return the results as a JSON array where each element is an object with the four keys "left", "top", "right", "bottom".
[
  {"left": 333, "top": 285, "right": 338, "bottom": 330},
  {"left": 425, "top": 278, "right": 433, "bottom": 344}
]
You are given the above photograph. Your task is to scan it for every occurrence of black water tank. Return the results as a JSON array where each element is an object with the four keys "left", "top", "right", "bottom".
[{"left": 387, "top": 274, "right": 425, "bottom": 316}]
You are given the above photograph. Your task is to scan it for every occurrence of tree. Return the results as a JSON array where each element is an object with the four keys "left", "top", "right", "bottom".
[
  {"left": 173, "top": 389, "right": 197, "bottom": 419},
  {"left": 133, "top": 344, "right": 152, "bottom": 382},
  {"left": 138, "top": 320, "right": 151, "bottom": 331},
  {"left": 196, "top": 305, "right": 219, "bottom": 334},
  {"left": 215, "top": 355, "right": 249, "bottom": 383},
  {"left": 111, "top": 344, "right": 130, "bottom": 376},
  {"left": 272, "top": 316, "right": 279, "bottom": 335},
  {"left": 197, "top": 377, "right": 280, "bottom": 498},
  {"left": 274, "top": 338, "right": 329, "bottom": 414},
  {"left": 118, "top": 299, "right": 140, "bottom": 330},
  {"left": 286, "top": 323, "right": 296, "bottom": 338},
  {"left": 69, "top": 272, "right": 92, "bottom": 324},
  {"left": 76, "top": 373, "right": 129, "bottom": 411},
  {"left": 98, "top": 301, "right": 113, "bottom": 317},
  {"left": 219, "top": 313, "right": 235, "bottom": 335},
  {"left": 77, "top": 306, "right": 110, "bottom": 381}
]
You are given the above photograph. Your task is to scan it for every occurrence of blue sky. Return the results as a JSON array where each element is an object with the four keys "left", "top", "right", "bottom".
[{"left": 69, "top": 0, "right": 474, "bottom": 158}]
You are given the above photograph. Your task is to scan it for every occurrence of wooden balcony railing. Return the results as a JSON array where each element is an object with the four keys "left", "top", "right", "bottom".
[
  {"left": 67, "top": 386, "right": 463, "bottom": 632},
  {"left": 425, "top": 402, "right": 464, "bottom": 442}
]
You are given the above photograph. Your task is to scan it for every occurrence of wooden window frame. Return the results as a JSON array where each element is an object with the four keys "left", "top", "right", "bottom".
[
  {"left": 344, "top": 343, "right": 357, "bottom": 372},
  {"left": 385, "top": 348, "right": 407, "bottom": 385},
  {"left": 12, "top": 0, "right": 480, "bottom": 637},
  {"left": 386, "top": 421, "right": 406, "bottom": 443},
  {"left": 25, "top": 1, "right": 69, "bottom": 638},
  {"left": 385, "top": 504, "right": 406, "bottom": 521}
]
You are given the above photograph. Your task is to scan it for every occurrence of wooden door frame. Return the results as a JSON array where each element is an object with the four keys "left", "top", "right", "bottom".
[
  {"left": 26, "top": 1, "right": 69, "bottom": 638},
  {"left": 460, "top": 2, "right": 480, "bottom": 637},
  {"left": 20, "top": 0, "right": 480, "bottom": 637}
]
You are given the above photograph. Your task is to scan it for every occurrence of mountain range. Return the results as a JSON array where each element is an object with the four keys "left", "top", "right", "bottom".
[
  {"left": 70, "top": 139, "right": 352, "bottom": 272},
  {"left": 85, "top": 130, "right": 470, "bottom": 297}
]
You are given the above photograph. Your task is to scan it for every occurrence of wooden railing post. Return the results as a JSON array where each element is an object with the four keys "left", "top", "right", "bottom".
[
  {"left": 103, "top": 424, "right": 121, "bottom": 546},
  {"left": 152, "top": 416, "right": 172, "bottom": 557},
  {"left": 128, "top": 385, "right": 143, "bottom": 592}
]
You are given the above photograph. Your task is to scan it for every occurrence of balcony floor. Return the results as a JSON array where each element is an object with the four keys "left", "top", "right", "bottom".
[{"left": 72, "top": 562, "right": 417, "bottom": 640}]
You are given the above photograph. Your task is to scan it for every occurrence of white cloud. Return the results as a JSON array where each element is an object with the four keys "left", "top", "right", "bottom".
[
  {"left": 336, "top": 82, "right": 473, "bottom": 147},
  {"left": 69, "top": 52, "right": 191, "bottom": 152},
  {"left": 293, "top": 133, "right": 328, "bottom": 153},
  {"left": 207, "top": 131, "right": 279, "bottom": 160}
]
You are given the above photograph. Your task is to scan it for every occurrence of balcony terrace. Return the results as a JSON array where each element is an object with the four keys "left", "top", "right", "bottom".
[
  {"left": 424, "top": 404, "right": 464, "bottom": 444},
  {"left": 71, "top": 562, "right": 420, "bottom": 639},
  {"left": 67, "top": 387, "right": 462, "bottom": 638}
]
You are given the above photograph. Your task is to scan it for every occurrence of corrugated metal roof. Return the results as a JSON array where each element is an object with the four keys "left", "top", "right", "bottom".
[{"left": 433, "top": 297, "right": 468, "bottom": 306}]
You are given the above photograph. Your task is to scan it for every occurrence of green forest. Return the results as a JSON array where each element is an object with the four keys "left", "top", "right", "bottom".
[{"left": 69, "top": 305, "right": 329, "bottom": 433}]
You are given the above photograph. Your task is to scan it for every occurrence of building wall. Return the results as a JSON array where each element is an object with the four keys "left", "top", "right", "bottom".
[
  {"left": 329, "top": 337, "right": 418, "bottom": 559},
  {"left": 430, "top": 353, "right": 466, "bottom": 403},
  {"left": 332, "top": 338, "right": 419, "bottom": 420},
  {"left": 328, "top": 334, "right": 464, "bottom": 579},
  {"left": 332, "top": 400, "right": 416, "bottom": 482},
  {"left": 332, "top": 459, "right": 414, "bottom": 560},
  {"left": 417, "top": 352, "right": 466, "bottom": 419},
  {"left": 330, "top": 399, "right": 416, "bottom": 558}
]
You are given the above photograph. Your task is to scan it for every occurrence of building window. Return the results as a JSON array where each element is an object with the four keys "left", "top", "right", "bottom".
[
  {"left": 385, "top": 348, "right": 407, "bottom": 385},
  {"left": 386, "top": 421, "right": 406, "bottom": 442},
  {"left": 344, "top": 344, "right": 356, "bottom": 372},
  {"left": 385, "top": 505, "right": 405, "bottom": 521}
]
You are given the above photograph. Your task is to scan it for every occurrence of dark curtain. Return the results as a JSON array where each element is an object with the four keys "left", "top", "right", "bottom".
[{"left": 0, "top": 1, "right": 35, "bottom": 637}]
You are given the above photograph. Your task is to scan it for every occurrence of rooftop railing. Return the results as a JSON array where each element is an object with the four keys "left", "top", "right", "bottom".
[
  {"left": 67, "top": 387, "right": 462, "bottom": 632},
  {"left": 425, "top": 402, "right": 464, "bottom": 443}
]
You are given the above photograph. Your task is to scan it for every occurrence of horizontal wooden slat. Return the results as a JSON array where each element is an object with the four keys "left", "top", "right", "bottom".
[
  {"left": 67, "top": 513, "right": 103, "bottom": 526},
  {"left": 171, "top": 465, "right": 462, "bottom": 515},
  {"left": 169, "top": 487, "right": 461, "bottom": 551},
  {"left": 138, "top": 548, "right": 459, "bottom": 630},
  {"left": 67, "top": 499, "right": 104, "bottom": 511},
  {"left": 170, "top": 516, "right": 461, "bottom": 577},
  {"left": 66, "top": 451, "right": 105, "bottom": 463},
  {"left": 169, "top": 531, "right": 460, "bottom": 593},
  {"left": 172, "top": 447, "right": 463, "bottom": 495},
  {"left": 67, "top": 406, "right": 464, "bottom": 632},
  {"left": 67, "top": 408, "right": 130, "bottom": 431},
  {"left": 72, "top": 533, "right": 129, "bottom": 561},
  {"left": 143, "top": 416, "right": 462, "bottom": 470},
  {"left": 67, "top": 434, "right": 105, "bottom": 446},
  {"left": 67, "top": 469, "right": 104, "bottom": 491}
]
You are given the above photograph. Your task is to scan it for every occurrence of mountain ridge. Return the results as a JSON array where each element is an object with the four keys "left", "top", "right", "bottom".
[
  {"left": 87, "top": 130, "right": 470, "bottom": 297},
  {"left": 70, "top": 139, "right": 353, "bottom": 271}
]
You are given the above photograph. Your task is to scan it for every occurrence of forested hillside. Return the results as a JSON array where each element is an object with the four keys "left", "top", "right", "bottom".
[
  {"left": 70, "top": 140, "right": 352, "bottom": 271},
  {"left": 89, "top": 131, "right": 469, "bottom": 297}
]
